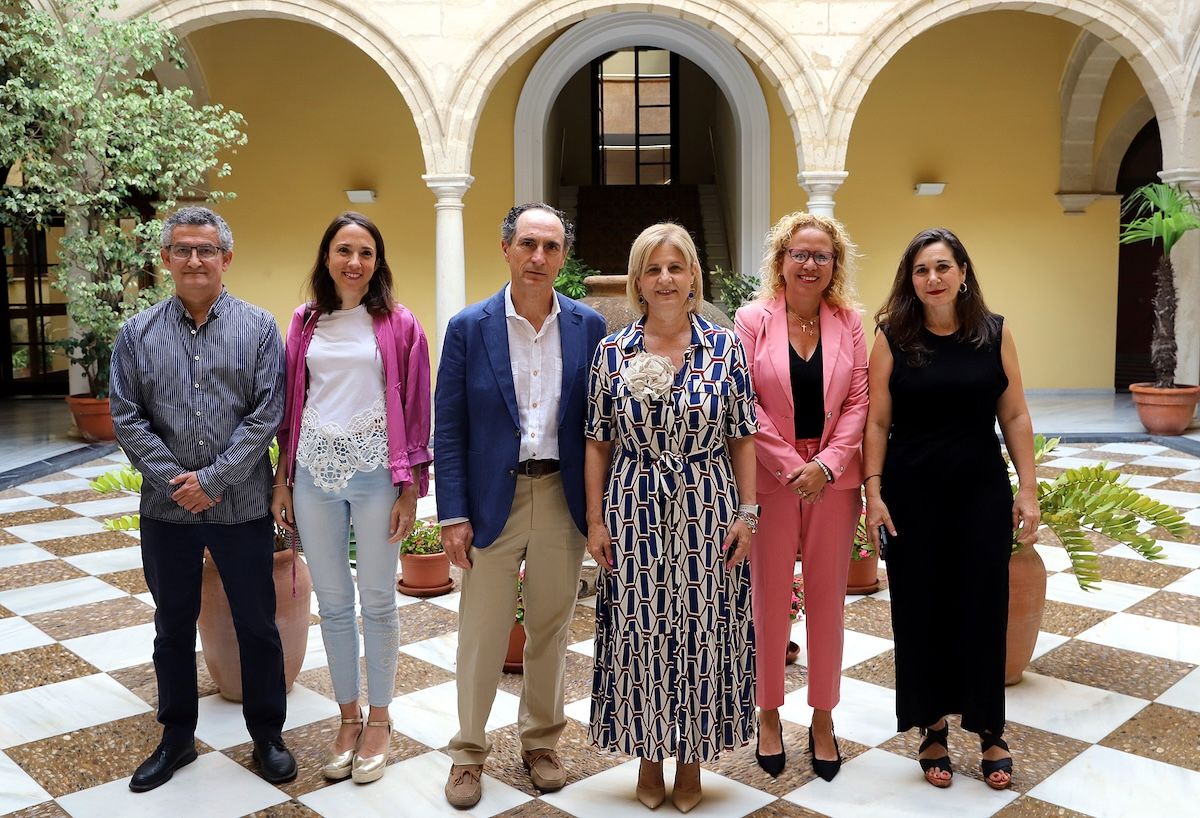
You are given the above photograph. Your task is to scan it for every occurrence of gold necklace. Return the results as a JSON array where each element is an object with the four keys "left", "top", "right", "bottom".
[{"left": 786, "top": 308, "right": 819, "bottom": 336}]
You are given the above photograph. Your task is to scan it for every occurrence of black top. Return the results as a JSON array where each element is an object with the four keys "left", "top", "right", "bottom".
[{"left": 789, "top": 338, "right": 825, "bottom": 439}]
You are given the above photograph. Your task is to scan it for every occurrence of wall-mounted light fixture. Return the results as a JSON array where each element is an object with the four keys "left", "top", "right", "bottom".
[
  {"left": 914, "top": 182, "right": 945, "bottom": 196},
  {"left": 345, "top": 189, "right": 376, "bottom": 203}
]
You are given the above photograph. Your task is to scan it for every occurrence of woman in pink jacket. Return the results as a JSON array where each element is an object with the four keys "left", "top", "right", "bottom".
[
  {"left": 734, "top": 212, "right": 868, "bottom": 781},
  {"left": 271, "top": 212, "right": 431, "bottom": 785}
]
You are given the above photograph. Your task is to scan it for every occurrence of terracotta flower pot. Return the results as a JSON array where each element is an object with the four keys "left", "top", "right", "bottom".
[
  {"left": 198, "top": 547, "right": 313, "bottom": 702},
  {"left": 64, "top": 394, "right": 116, "bottom": 442},
  {"left": 398, "top": 552, "right": 452, "bottom": 596},
  {"left": 846, "top": 552, "right": 880, "bottom": 594},
  {"left": 1128, "top": 383, "right": 1200, "bottom": 435},
  {"left": 503, "top": 621, "right": 526, "bottom": 674},
  {"left": 1005, "top": 544, "right": 1047, "bottom": 685}
]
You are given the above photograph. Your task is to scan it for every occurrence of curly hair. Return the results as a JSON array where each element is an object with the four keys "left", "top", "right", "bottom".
[
  {"left": 753, "top": 211, "right": 859, "bottom": 309},
  {"left": 873, "top": 227, "right": 998, "bottom": 366},
  {"left": 307, "top": 212, "right": 395, "bottom": 317},
  {"left": 625, "top": 222, "right": 704, "bottom": 316}
]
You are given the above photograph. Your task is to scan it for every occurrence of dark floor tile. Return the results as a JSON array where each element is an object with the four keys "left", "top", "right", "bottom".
[
  {"left": 842, "top": 597, "right": 893, "bottom": 640},
  {"left": 26, "top": 595, "right": 155, "bottom": 640},
  {"left": 397, "top": 601, "right": 459, "bottom": 645},
  {"left": 994, "top": 796, "right": 1094, "bottom": 817},
  {"left": 95, "top": 567, "right": 148, "bottom": 595},
  {"left": 842, "top": 649, "right": 895, "bottom": 689},
  {"left": 35, "top": 530, "right": 139, "bottom": 557},
  {"left": 0, "top": 559, "right": 87, "bottom": 592},
  {"left": 0, "top": 644, "right": 98, "bottom": 694},
  {"left": 1098, "top": 702, "right": 1200, "bottom": 773},
  {"left": 1126, "top": 589, "right": 1200, "bottom": 626},
  {"left": 0, "top": 507, "right": 79, "bottom": 528},
  {"left": 1037, "top": 600, "right": 1113, "bottom": 637},
  {"left": 1030, "top": 639, "right": 1193, "bottom": 700},
  {"left": 482, "top": 719, "right": 624, "bottom": 797}
]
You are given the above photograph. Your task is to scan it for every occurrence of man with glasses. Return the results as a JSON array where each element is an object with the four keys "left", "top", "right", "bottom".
[{"left": 110, "top": 206, "right": 295, "bottom": 791}]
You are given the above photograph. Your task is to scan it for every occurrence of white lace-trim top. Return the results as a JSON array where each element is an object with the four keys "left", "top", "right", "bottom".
[{"left": 296, "top": 306, "right": 389, "bottom": 493}]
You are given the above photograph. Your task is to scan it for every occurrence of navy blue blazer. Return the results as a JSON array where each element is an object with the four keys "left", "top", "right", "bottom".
[{"left": 434, "top": 288, "right": 607, "bottom": 548}]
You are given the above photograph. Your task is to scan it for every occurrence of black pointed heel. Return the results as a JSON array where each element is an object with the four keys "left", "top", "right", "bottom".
[
  {"left": 918, "top": 720, "right": 953, "bottom": 788},
  {"left": 755, "top": 719, "right": 786, "bottom": 777},
  {"left": 980, "top": 732, "right": 1013, "bottom": 790},
  {"left": 807, "top": 724, "right": 843, "bottom": 782}
]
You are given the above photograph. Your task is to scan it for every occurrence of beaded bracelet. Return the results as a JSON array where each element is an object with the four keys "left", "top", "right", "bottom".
[{"left": 813, "top": 457, "right": 834, "bottom": 483}]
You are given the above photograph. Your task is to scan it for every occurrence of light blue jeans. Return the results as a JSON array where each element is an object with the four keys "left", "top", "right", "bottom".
[{"left": 293, "top": 465, "right": 399, "bottom": 707}]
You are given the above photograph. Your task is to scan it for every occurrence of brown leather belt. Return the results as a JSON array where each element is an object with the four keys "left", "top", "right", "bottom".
[{"left": 516, "top": 459, "right": 560, "bottom": 477}]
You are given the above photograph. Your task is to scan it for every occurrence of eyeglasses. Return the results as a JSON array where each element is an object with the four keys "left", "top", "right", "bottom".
[
  {"left": 783, "top": 248, "right": 835, "bottom": 266},
  {"left": 167, "top": 244, "right": 224, "bottom": 261}
]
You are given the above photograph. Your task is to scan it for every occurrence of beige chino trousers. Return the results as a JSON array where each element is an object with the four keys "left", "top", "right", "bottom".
[{"left": 448, "top": 472, "right": 586, "bottom": 765}]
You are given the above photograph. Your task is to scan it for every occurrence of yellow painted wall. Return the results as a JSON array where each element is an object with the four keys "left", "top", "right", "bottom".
[
  {"left": 186, "top": 20, "right": 436, "bottom": 337},
  {"left": 836, "top": 11, "right": 1119, "bottom": 389},
  {"left": 1094, "top": 58, "right": 1148, "bottom": 166}
]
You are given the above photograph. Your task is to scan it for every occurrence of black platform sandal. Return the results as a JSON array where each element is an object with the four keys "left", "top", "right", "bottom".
[
  {"left": 918, "top": 720, "right": 953, "bottom": 788},
  {"left": 980, "top": 732, "right": 1013, "bottom": 790}
]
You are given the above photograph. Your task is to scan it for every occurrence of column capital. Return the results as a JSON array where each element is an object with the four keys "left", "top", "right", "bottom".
[
  {"left": 422, "top": 173, "right": 474, "bottom": 203},
  {"left": 1159, "top": 168, "right": 1200, "bottom": 195},
  {"left": 798, "top": 171, "right": 849, "bottom": 218}
]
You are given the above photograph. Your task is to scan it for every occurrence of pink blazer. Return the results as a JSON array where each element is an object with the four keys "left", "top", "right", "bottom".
[{"left": 734, "top": 295, "right": 868, "bottom": 494}]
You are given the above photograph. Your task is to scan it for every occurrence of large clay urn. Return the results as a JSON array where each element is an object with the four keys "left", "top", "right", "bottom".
[
  {"left": 503, "top": 621, "right": 526, "bottom": 674},
  {"left": 199, "top": 547, "right": 312, "bottom": 702},
  {"left": 581, "top": 275, "right": 733, "bottom": 333},
  {"left": 846, "top": 552, "right": 881, "bottom": 594},
  {"left": 1005, "top": 544, "right": 1047, "bottom": 685},
  {"left": 65, "top": 395, "right": 116, "bottom": 442},
  {"left": 1129, "top": 383, "right": 1200, "bottom": 435}
]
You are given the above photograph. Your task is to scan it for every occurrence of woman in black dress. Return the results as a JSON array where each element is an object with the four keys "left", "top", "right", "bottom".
[{"left": 862, "top": 227, "right": 1039, "bottom": 790}]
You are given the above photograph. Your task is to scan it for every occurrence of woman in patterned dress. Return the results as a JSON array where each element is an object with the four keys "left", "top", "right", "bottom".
[
  {"left": 584, "top": 223, "right": 759, "bottom": 813},
  {"left": 271, "top": 212, "right": 432, "bottom": 784}
]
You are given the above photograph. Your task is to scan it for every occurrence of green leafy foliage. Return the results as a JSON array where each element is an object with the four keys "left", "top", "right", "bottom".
[
  {"left": 399, "top": 519, "right": 443, "bottom": 555},
  {"left": 1013, "top": 435, "right": 1186, "bottom": 591},
  {"left": 710, "top": 266, "right": 759, "bottom": 315},
  {"left": 554, "top": 252, "right": 599, "bottom": 299},
  {"left": 0, "top": 0, "right": 247, "bottom": 397}
]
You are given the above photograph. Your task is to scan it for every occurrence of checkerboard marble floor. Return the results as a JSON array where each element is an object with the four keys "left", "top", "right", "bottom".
[{"left": 2, "top": 441, "right": 1199, "bottom": 818}]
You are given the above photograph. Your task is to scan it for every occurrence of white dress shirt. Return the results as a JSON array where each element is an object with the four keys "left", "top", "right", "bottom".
[{"left": 505, "top": 284, "right": 563, "bottom": 461}]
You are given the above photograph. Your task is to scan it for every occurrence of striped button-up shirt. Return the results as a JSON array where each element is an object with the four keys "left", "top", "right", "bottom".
[{"left": 110, "top": 290, "right": 285, "bottom": 524}]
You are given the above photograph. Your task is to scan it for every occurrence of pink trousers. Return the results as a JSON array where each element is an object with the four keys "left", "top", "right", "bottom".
[{"left": 751, "top": 439, "right": 858, "bottom": 711}]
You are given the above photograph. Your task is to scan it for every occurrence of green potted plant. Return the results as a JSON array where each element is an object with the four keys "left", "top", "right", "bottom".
[
  {"left": 91, "top": 442, "right": 312, "bottom": 701},
  {"left": 847, "top": 507, "right": 880, "bottom": 594},
  {"left": 397, "top": 519, "right": 452, "bottom": 596},
  {"left": 785, "top": 575, "right": 804, "bottom": 665},
  {"left": 503, "top": 567, "right": 527, "bottom": 674},
  {"left": 1118, "top": 182, "right": 1200, "bottom": 434},
  {"left": 0, "top": 0, "right": 245, "bottom": 439},
  {"left": 1005, "top": 435, "right": 1187, "bottom": 683}
]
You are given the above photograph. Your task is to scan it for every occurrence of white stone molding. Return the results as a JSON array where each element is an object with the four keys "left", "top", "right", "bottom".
[
  {"left": 511, "top": 12, "right": 771, "bottom": 282},
  {"left": 1057, "top": 32, "right": 1121, "bottom": 212},
  {"left": 798, "top": 171, "right": 849, "bottom": 218},
  {"left": 1094, "top": 96, "right": 1157, "bottom": 192},
  {"left": 825, "top": 0, "right": 1182, "bottom": 174},
  {"left": 139, "top": 0, "right": 443, "bottom": 174},
  {"left": 423, "top": 174, "right": 475, "bottom": 354}
]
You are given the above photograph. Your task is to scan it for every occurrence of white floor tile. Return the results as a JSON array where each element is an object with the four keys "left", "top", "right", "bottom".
[
  {"left": 1170, "top": 469, "right": 1200, "bottom": 483},
  {"left": 576, "top": 595, "right": 598, "bottom": 609},
  {"left": 56, "top": 750, "right": 288, "bottom": 818},
  {"left": 870, "top": 587, "right": 892, "bottom": 603},
  {"left": 62, "top": 545, "right": 143, "bottom": 575},
  {"left": 193, "top": 683, "right": 334, "bottom": 749},
  {"left": 1004, "top": 672, "right": 1148, "bottom": 742},
  {"left": 391, "top": 681, "right": 518, "bottom": 749},
  {"left": 1078, "top": 612, "right": 1200, "bottom": 663},
  {"left": 1029, "top": 630, "right": 1071, "bottom": 662},
  {"left": 135, "top": 591, "right": 155, "bottom": 607},
  {"left": 1095, "top": 442, "right": 1166, "bottom": 455},
  {"left": 1139, "top": 487, "right": 1200, "bottom": 509},
  {"left": 427, "top": 591, "right": 461, "bottom": 612},
  {"left": 300, "top": 750, "right": 530, "bottom": 817},
  {"left": 0, "top": 576, "right": 125, "bottom": 614},
  {"left": 838, "top": 629, "right": 894, "bottom": 669},
  {"left": 1103, "top": 539, "right": 1200, "bottom": 569},
  {"left": 780, "top": 677, "right": 898, "bottom": 747},
  {"left": 0, "top": 617, "right": 54, "bottom": 655},
  {"left": 564, "top": 695, "right": 592, "bottom": 725},
  {"left": 1043, "top": 572, "right": 1155, "bottom": 612},
  {"left": 62, "top": 622, "right": 157, "bottom": 671},
  {"left": 63, "top": 494, "right": 141, "bottom": 517},
  {"left": 1028, "top": 745, "right": 1200, "bottom": 817},
  {"left": 65, "top": 464, "right": 133, "bottom": 479},
  {"left": 1045, "top": 445, "right": 1085, "bottom": 456},
  {"left": 3, "top": 515, "right": 107, "bottom": 542},
  {"left": 568, "top": 637, "right": 595, "bottom": 657},
  {"left": 0, "top": 673, "right": 150, "bottom": 748},
  {"left": 1131, "top": 454, "right": 1200, "bottom": 469},
  {"left": 543, "top": 757, "right": 776, "bottom": 818},
  {"left": 18, "top": 477, "right": 94, "bottom": 495},
  {"left": 1116, "top": 473, "right": 1166, "bottom": 489},
  {"left": 0, "top": 542, "right": 56, "bottom": 569},
  {"left": 1042, "top": 456, "right": 1119, "bottom": 471},
  {"left": 399, "top": 631, "right": 459, "bottom": 672},
  {"left": 1157, "top": 665, "right": 1200, "bottom": 714},
  {"left": 0, "top": 750, "right": 51, "bottom": 814},
  {"left": 1033, "top": 542, "right": 1074, "bottom": 572},
  {"left": 0, "top": 495, "right": 53, "bottom": 514},
  {"left": 1165, "top": 571, "right": 1200, "bottom": 597},
  {"left": 785, "top": 747, "right": 1017, "bottom": 817}
]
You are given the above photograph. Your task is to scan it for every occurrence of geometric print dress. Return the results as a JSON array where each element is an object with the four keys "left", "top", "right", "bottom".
[{"left": 586, "top": 315, "right": 758, "bottom": 762}]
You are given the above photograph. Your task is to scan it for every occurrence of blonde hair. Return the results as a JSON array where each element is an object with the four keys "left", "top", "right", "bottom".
[
  {"left": 754, "top": 211, "right": 859, "bottom": 309},
  {"left": 625, "top": 222, "right": 705, "bottom": 315}
]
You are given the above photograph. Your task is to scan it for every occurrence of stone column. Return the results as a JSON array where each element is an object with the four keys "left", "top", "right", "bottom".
[
  {"left": 1159, "top": 168, "right": 1200, "bottom": 385},
  {"left": 799, "top": 171, "right": 849, "bottom": 218},
  {"left": 422, "top": 173, "right": 474, "bottom": 356}
]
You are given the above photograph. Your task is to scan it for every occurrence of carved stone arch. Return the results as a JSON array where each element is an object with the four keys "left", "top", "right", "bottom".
[
  {"left": 1094, "top": 96, "right": 1156, "bottom": 192},
  {"left": 1057, "top": 31, "right": 1121, "bottom": 211},
  {"left": 141, "top": 0, "right": 443, "bottom": 172}
]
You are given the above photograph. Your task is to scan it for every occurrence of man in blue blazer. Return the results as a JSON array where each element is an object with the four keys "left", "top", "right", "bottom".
[{"left": 437, "top": 203, "right": 606, "bottom": 808}]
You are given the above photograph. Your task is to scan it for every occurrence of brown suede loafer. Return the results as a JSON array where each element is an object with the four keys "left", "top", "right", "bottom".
[
  {"left": 522, "top": 748, "right": 566, "bottom": 792},
  {"left": 445, "top": 763, "right": 483, "bottom": 808}
]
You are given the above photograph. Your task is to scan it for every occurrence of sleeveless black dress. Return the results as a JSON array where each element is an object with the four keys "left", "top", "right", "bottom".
[{"left": 881, "top": 316, "right": 1011, "bottom": 736}]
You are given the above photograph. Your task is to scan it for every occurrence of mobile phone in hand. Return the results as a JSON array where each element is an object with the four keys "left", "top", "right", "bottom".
[{"left": 878, "top": 525, "right": 890, "bottom": 560}]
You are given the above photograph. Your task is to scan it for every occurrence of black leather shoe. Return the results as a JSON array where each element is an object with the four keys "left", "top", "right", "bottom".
[
  {"left": 253, "top": 737, "right": 297, "bottom": 783},
  {"left": 808, "top": 725, "right": 843, "bottom": 782},
  {"left": 129, "top": 742, "right": 198, "bottom": 792},
  {"left": 755, "top": 719, "right": 786, "bottom": 777}
]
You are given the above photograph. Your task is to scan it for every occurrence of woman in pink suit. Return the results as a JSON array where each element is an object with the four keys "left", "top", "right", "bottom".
[{"left": 734, "top": 212, "right": 868, "bottom": 781}]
